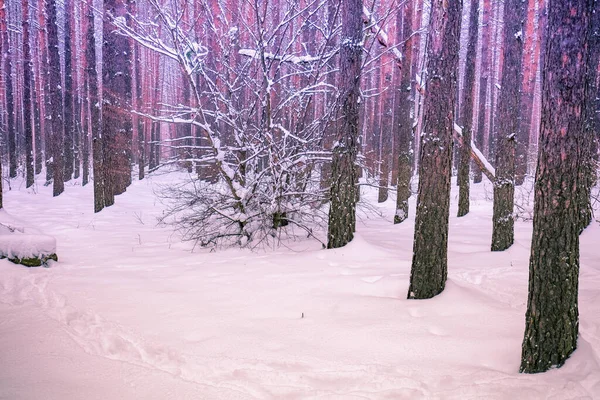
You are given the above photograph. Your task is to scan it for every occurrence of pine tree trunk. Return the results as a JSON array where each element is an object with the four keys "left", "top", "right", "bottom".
[
  {"left": 134, "top": 41, "right": 144, "bottom": 180},
  {"left": 23, "top": 0, "right": 35, "bottom": 188},
  {"left": 63, "top": 0, "right": 74, "bottom": 182},
  {"left": 47, "top": 0, "right": 65, "bottom": 196},
  {"left": 102, "top": 0, "right": 133, "bottom": 205},
  {"left": 326, "top": 0, "right": 362, "bottom": 249},
  {"left": 520, "top": 0, "right": 593, "bottom": 374},
  {"left": 86, "top": 1, "right": 103, "bottom": 212},
  {"left": 408, "top": 0, "right": 461, "bottom": 300},
  {"left": 474, "top": 0, "right": 492, "bottom": 183},
  {"left": 1, "top": 1, "right": 16, "bottom": 179},
  {"left": 394, "top": 0, "right": 414, "bottom": 224},
  {"left": 457, "top": 0, "right": 479, "bottom": 217},
  {"left": 491, "top": 0, "right": 525, "bottom": 251}
]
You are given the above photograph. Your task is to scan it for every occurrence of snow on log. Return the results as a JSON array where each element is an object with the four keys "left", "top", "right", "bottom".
[
  {"left": 0, "top": 210, "right": 58, "bottom": 267},
  {"left": 453, "top": 123, "right": 495, "bottom": 181},
  {"left": 362, "top": 6, "right": 403, "bottom": 70}
]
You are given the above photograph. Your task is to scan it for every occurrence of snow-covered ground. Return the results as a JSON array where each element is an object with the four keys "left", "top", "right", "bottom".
[{"left": 1, "top": 173, "right": 599, "bottom": 399}]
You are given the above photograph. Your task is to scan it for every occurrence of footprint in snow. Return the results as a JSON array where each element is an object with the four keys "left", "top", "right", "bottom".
[{"left": 361, "top": 276, "right": 384, "bottom": 284}]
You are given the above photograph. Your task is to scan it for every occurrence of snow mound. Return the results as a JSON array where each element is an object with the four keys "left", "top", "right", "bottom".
[{"left": 0, "top": 210, "right": 57, "bottom": 266}]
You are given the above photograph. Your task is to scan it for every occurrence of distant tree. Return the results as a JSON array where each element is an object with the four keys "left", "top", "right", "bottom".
[
  {"left": 491, "top": 0, "right": 525, "bottom": 251},
  {"left": 0, "top": 0, "right": 16, "bottom": 179},
  {"left": 407, "top": 0, "right": 462, "bottom": 299},
  {"left": 520, "top": 0, "right": 593, "bottom": 374},
  {"left": 23, "top": 0, "right": 34, "bottom": 188},
  {"left": 327, "top": 0, "right": 363, "bottom": 249},
  {"left": 63, "top": 0, "right": 74, "bottom": 182},
  {"left": 474, "top": 0, "right": 492, "bottom": 183},
  {"left": 457, "top": 0, "right": 479, "bottom": 217},
  {"left": 46, "top": 0, "right": 65, "bottom": 196}
]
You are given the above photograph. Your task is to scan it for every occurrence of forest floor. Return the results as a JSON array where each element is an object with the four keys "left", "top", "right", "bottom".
[{"left": 1, "top": 172, "right": 599, "bottom": 400}]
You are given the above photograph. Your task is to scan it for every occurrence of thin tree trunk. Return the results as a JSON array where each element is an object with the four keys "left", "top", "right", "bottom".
[
  {"left": 0, "top": 0, "right": 16, "bottom": 179},
  {"left": 63, "top": 0, "right": 74, "bottom": 181},
  {"left": 408, "top": 0, "right": 462, "bottom": 300},
  {"left": 327, "top": 0, "right": 362, "bottom": 249},
  {"left": 520, "top": 0, "right": 593, "bottom": 374},
  {"left": 473, "top": 0, "right": 491, "bottom": 183},
  {"left": 491, "top": 0, "right": 524, "bottom": 251},
  {"left": 23, "top": 0, "right": 35, "bottom": 188},
  {"left": 394, "top": 0, "right": 414, "bottom": 224},
  {"left": 87, "top": 1, "right": 103, "bottom": 212},
  {"left": 457, "top": 0, "right": 479, "bottom": 217},
  {"left": 47, "top": 0, "right": 64, "bottom": 196}
]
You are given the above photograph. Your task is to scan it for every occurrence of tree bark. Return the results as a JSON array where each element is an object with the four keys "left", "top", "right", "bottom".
[
  {"left": 103, "top": 0, "right": 133, "bottom": 205},
  {"left": 47, "top": 0, "right": 65, "bottom": 196},
  {"left": 491, "top": 0, "right": 525, "bottom": 251},
  {"left": 394, "top": 0, "right": 414, "bottom": 224},
  {"left": 520, "top": 0, "right": 593, "bottom": 374},
  {"left": 457, "top": 0, "right": 479, "bottom": 217},
  {"left": 87, "top": 1, "right": 103, "bottom": 212},
  {"left": 23, "top": 0, "right": 35, "bottom": 188},
  {"left": 0, "top": 0, "right": 16, "bottom": 179},
  {"left": 408, "top": 0, "right": 462, "bottom": 299},
  {"left": 327, "top": 0, "right": 362, "bottom": 249},
  {"left": 474, "top": 0, "right": 492, "bottom": 183},
  {"left": 63, "top": 0, "right": 74, "bottom": 182}
]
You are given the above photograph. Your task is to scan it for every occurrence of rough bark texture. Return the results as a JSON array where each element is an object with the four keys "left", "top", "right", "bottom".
[
  {"left": 63, "top": 0, "right": 74, "bottom": 181},
  {"left": 578, "top": 0, "right": 600, "bottom": 233},
  {"left": 394, "top": 0, "right": 414, "bottom": 224},
  {"left": 103, "top": 0, "right": 133, "bottom": 206},
  {"left": 87, "top": 2, "right": 103, "bottom": 212},
  {"left": 23, "top": 0, "right": 34, "bottom": 188},
  {"left": 0, "top": 0, "right": 2, "bottom": 209},
  {"left": 520, "top": 0, "right": 592, "bottom": 374},
  {"left": 47, "top": 0, "right": 65, "bottom": 196},
  {"left": 1, "top": 0, "right": 16, "bottom": 179},
  {"left": 408, "top": 0, "right": 462, "bottom": 299},
  {"left": 327, "top": 0, "right": 362, "bottom": 249},
  {"left": 457, "top": 0, "right": 479, "bottom": 217},
  {"left": 491, "top": 0, "right": 525, "bottom": 251}
]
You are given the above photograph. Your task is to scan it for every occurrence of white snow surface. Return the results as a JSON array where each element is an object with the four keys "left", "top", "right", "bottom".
[
  {"left": 1, "top": 174, "right": 600, "bottom": 399},
  {"left": 0, "top": 209, "right": 57, "bottom": 260}
]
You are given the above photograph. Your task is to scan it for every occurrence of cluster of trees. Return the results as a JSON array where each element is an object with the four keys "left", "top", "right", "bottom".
[{"left": 0, "top": 0, "right": 598, "bottom": 374}]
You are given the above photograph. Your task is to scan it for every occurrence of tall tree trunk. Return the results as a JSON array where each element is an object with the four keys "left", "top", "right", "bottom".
[
  {"left": 577, "top": 0, "right": 600, "bottom": 233},
  {"left": 474, "top": 0, "right": 492, "bottom": 183},
  {"left": 491, "top": 0, "right": 525, "bottom": 251},
  {"left": 394, "top": 0, "right": 414, "bottom": 224},
  {"left": 63, "top": 0, "right": 74, "bottom": 181},
  {"left": 134, "top": 42, "right": 144, "bottom": 180},
  {"left": 457, "top": 0, "right": 479, "bottom": 217},
  {"left": 378, "top": 62, "right": 393, "bottom": 203},
  {"left": 102, "top": 0, "right": 133, "bottom": 206},
  {"left": 0, "top": 0, "right": 16, "bottom": 179},
  {"left": 520, "top": 0, "right": 593, "bottom": 374},
  {"left": 47, "top": 0, "right": 64, "bottom": 196},
  {"left": 87, "top": 1, "right": 103, "bottom": 212},
  {"left": 23, "top": 0, "right": 34, "bottom": 188},
  {"left": 326, "top": 0, "right": 362, "bottom": 249},
  {"left": 408, "top": 0, "right": 462, "bottom": 299}
]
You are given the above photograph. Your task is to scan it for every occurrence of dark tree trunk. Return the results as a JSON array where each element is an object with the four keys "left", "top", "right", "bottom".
[
  {"left": 326, "top": 0, "right": 362, "bottom": 249},
  {"left": 457, "top": 0, "right": 479, "bottom": 217},
  {"left": 82, "top": 78, "right": 90, "bottom": 186},
  {"left": 32, "top": 62, "right": 42, "bottom": 175},
  {"left": 394, "top": 0, "right": 414, "bottom": 224},
  {"left": 408, "top": 0, "right": 462, "bottom": 299},
  {"left": 1, "top": 1, "right": 16, "bottom": 179},
  {"left": 86, "top": 1, "right": 103, "bottom": 212},
  {"left": 102, "top": 0, "right": 133, "bottom": 205},
  {"left": 0, "top": 0, "right": 3, "bottom": 208},
  {"left": 474, "top": 0, "right": 492, "bottom": 184},
  {"left": 134, "top": 42, "right": 144, "bottom": 180},
  {"left": 378, "top": 66, "right": 393, "bottom": 203},
  {"left": 491, "top": 0, "right": 525, "bottom": 251},
  {"left": 520, "top": 0, "right": 593, "bottom": 374},
  {"left": 47, "top": 0, "right": 65, "bottom": 196},
  {"left": 63, "top": 0, "right": 74, "bottom": 182},
  {"left": 577, "top": 0, "right": 600, "bottom": 233},
  {"left": 23, "top": 0, "right": 35, "bottom": 188}
]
